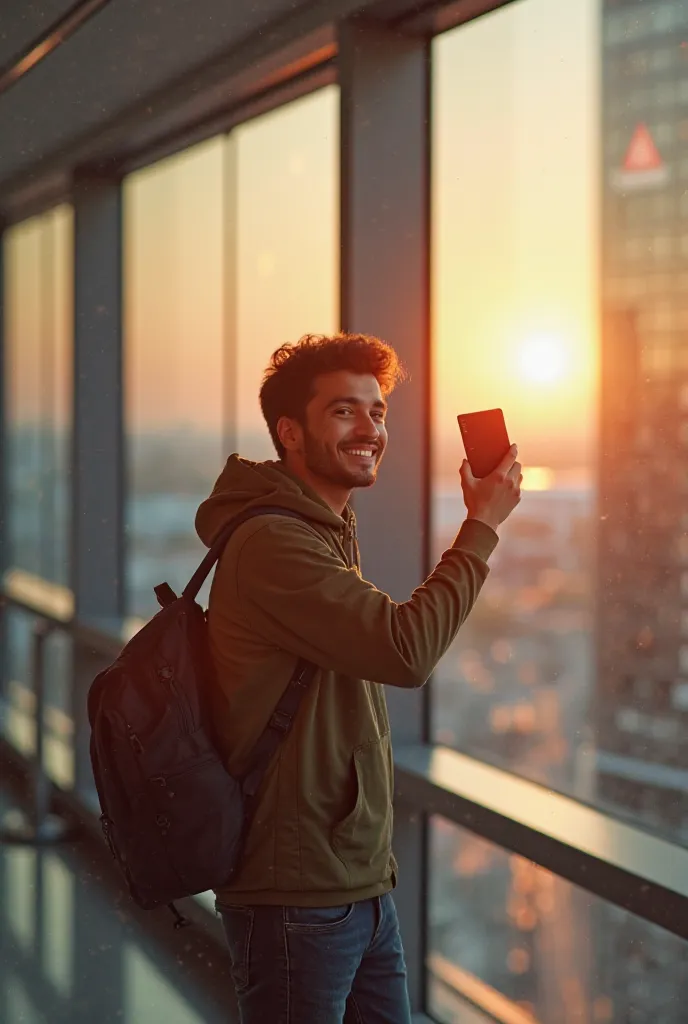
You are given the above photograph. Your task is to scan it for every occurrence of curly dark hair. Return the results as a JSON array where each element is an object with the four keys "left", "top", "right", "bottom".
[{"left": 259, "top": 333, "right": 406, "bottom": 459}]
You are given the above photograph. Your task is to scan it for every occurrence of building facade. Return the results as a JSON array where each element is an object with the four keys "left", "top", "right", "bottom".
[
  {"left": 595, "top": 3, "right": 688, "bottom": 1020},
  {"left": 597, "top": 0, "right": 688, "bottom": 842}
]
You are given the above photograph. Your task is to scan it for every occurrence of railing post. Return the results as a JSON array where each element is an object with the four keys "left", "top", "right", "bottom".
[{"left": 0, "top": 618, "right": 71, "bottom": 844}]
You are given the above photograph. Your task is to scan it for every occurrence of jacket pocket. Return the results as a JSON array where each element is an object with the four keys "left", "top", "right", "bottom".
[{"left": 331, "top": 733, "right": 393, "bottom": 885}]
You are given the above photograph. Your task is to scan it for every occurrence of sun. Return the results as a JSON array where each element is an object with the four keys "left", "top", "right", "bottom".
[{"left": 516, "top": 334, "right": 570, "bottom": 385}]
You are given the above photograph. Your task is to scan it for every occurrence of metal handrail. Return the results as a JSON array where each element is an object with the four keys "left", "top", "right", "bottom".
[
  {"left": 1, "top": 573, "right": 688, "bottom": 943},
  {"left": 394, "top": 745, "right": 688, "bottom": 942},
  {"left": 0, "top": 598, "right": 73, "bottom": 842},
  {"left": 0, "top": 569, "right": 140, "bottom": 843}
]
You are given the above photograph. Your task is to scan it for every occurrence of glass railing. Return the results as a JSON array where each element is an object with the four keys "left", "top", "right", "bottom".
[{"left": 428, "top": 817, "right": 687, "bottom": 1024}]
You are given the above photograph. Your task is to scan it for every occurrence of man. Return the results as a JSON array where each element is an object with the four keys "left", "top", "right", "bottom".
[{"left": 195, "top": 332, "right": 521, "bottom": 1023}]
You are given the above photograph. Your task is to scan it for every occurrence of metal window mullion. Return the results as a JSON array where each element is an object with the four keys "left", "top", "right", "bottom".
[
  {"left": 71, "top": 171, "right": 125, "bottom": 797},
  {"left": 0, "top": 219, "right": 7, "bottom": 702},
  {"left": 40, "top": 212, "right": 57, "bottom": 582},
  {"left": 339, "top": 18, "right": 432, "bottom": 1014},
  {"left": 222, "top": 132, "right": 239, "bottom": 456},
  {"left": 72, "top": 173, "right": 125, "bottom": 618}
]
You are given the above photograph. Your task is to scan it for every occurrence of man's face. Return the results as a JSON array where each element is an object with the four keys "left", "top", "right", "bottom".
[{"left": 285, "top": 371, "right": 388, "bottom": 492}]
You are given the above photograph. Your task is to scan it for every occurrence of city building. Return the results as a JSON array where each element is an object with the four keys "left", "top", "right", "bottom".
[{"left": 597, "top": 0, "right": 688, "bottom": 843}]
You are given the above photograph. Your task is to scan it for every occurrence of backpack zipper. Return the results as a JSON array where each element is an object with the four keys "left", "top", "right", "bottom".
[
  {"left": 125, "top": 721, "right": 144, "bottom": 754},
  {"left": 158, "top": 665, "right": 192, "bottom": 734},
  {"left": 101, "top": 814, "right": 118, "bottom": 858},
  {"left": 150, "top": 754, "right": 217, "bottom": 791}
]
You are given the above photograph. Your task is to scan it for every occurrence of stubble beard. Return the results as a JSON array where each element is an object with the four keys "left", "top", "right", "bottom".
[{"left": 303, "top": 430, "right": 382, "bottom": 490}]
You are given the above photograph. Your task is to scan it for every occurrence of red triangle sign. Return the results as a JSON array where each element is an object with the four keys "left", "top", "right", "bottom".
[{"left": 623, "top": 123, "right": 663, "bottom": 172}]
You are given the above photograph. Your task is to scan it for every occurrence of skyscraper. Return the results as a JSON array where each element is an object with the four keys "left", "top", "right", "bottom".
[
  {"left": 593, "top": 7, "right": 688, "bottom": 1021},
  {"left": 597, "top": 0, "right": 688, "bottom": 843}
]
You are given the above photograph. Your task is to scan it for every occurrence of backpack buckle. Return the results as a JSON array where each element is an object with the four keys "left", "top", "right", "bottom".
[
  {"left": 269, "top": 710, "right": 292, "bottom": 733},
  {"left": 154, "top": 582, "right": 178, "bottom": 608}
]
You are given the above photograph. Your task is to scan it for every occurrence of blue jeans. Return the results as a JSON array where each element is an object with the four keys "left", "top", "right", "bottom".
[{"left": 218, "top": 893, "right": 413, "bottom": 1023}]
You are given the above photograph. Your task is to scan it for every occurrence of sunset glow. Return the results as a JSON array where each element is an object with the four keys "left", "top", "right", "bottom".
[
  {"left": 516, "top": 334, "right": 571, "bottom": 387},
  {"left": 521, "top": 466, "right": 555, "bottom": 491},
  {"left": 432, "top": 0, "right": 598, "bottom": 480}
]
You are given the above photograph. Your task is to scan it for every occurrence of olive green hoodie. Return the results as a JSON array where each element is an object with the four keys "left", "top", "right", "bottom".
[{"left": 195, "top": 454, "right": 498, "bottom": 907}]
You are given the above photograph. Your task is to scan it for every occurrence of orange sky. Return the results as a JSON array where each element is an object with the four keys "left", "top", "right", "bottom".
[
  {"left": 6, "top": 0, "right": 599, "bottom": 476},
  {"left": 4, "top": 205, "right": 72, "bottom": 426},
  {"left": 432, "top": 0, "right": 599, "bottom": 478},
  {"left": 122, "top": 87, "right": 339, "bottom": 463}
]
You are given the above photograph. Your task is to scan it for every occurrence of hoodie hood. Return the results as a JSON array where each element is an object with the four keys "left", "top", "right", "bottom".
[{"left": 196, "top": 454, "right": 351, "bottom": 547}]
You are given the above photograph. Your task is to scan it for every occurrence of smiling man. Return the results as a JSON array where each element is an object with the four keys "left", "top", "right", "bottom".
[
  {"left": 273, "top": 357, "right": 389, "bottom": 511},
  {"left": 195, "top": 332, "right": 522, "bottom": 1024}
]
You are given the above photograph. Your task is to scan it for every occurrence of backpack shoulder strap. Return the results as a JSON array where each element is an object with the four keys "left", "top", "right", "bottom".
[
  {"left": 183, "top": 505, "right": 313, "bottom": 602},
  {"left": 185, "top": 503, "right": 319, "bottom": 819},
  {"left": 240, "top": 657, "right": 318, "bottom": 808}
]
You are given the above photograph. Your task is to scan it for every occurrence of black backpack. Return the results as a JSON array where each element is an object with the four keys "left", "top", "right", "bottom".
[{"left": 87, "top": 506, "right": 316, "bottom": 926}]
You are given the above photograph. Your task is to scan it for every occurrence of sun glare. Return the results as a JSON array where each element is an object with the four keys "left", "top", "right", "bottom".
[
  {"left": 521, "top": 466, "right": 554, "bottom": 491},
  {"left": 516, "top": 334, "right": 570, "bottom": 386}
]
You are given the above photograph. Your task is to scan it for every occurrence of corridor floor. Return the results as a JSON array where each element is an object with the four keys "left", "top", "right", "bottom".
[{"left": 0, "top": 783, "right": 235, "bottom": 1024}]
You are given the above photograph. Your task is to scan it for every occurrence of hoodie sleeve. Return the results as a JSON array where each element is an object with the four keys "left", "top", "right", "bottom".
[{"left": 230, "top": 517, "right": 498, "bottom": 689}]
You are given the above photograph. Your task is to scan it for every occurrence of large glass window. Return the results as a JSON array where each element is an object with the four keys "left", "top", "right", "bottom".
[
  {"left": 3, "top": 207, "right": 73, "bottom": 585},
  {"left": 233, "top": 86, "right": 339, "bottom": 460},
  {"left": 124, "top": 88, "right": 339, "bottom": 618},
  {"left": 124, "top": 138, "right": 227, "bottom": 619},
  {"left": 428, "top": 816, "right": 688, "bottom": 1024},
  {"left": 430, "top": 1, "right": 687, "bottom": 1019},
  {"left": 2, "top": 208, "right": 73, "bottom": 777},
  {"left": 432, "top": 0, "right": 688, "bottom": 848}
]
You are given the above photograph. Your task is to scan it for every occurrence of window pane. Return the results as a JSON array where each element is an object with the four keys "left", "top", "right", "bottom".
[
  {"left": 429, "top": 816, "right": 687, "bottom": 1023},
  {"left": 431, "top": 0, "right": 688, "bottom": 845},
  {"left": 4, "top": 207, "right": 73, "bottom": 586},
  {"left": 124, "top": 89, "right": 339, "bottom": 619},
  {"left": 2, "top": 209, "right": 74, "bottom": 772},
  {"left": 234, "top": 86, "right": 339, "bottom": 460},
  {"left": 124, "top": 138, "right": 226, "bottom": 618}
]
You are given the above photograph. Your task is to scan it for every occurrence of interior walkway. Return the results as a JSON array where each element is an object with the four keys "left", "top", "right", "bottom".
[
  {"left": 0, "top": 774, "right": 236, "bottom": 1024},
  {"left": 0, "top": 752, "right": 492, "bottom": 1024}
]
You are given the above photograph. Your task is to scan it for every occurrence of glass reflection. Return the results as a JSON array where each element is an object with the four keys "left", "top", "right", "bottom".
[
  {"left": 233, "top": 86, "right": 339, "bottom": 461},
  {"left": 2, "top": 208, "right": 73, "bottom": 766},
  {"left": 124, "top": 138, "right": 226, "bottom": 618},
  {"left": 0, "top": 786, "right": 232, "bottom": 1023},
  {"left": 1, "top": 609, "right": 74, "bottom": 787},
  {"left": 430, "top": 2, "right": 688, "bottom": 1015},
  {"left": 431, "top": 0, "right": 688, "bottom": 845},
  {"left": 123, "top": 87, "right": 339, "bottom": 618},
  {"left": 3, "top": 206, "right": 73, "bottom": 587},
  {"left": 429, "top": 816, "right": 687, "bottom": 1023}
]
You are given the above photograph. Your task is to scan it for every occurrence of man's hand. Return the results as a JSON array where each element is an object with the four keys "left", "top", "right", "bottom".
[{"left": 460, "top": 444, "right": 522, "bottom": 533}]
